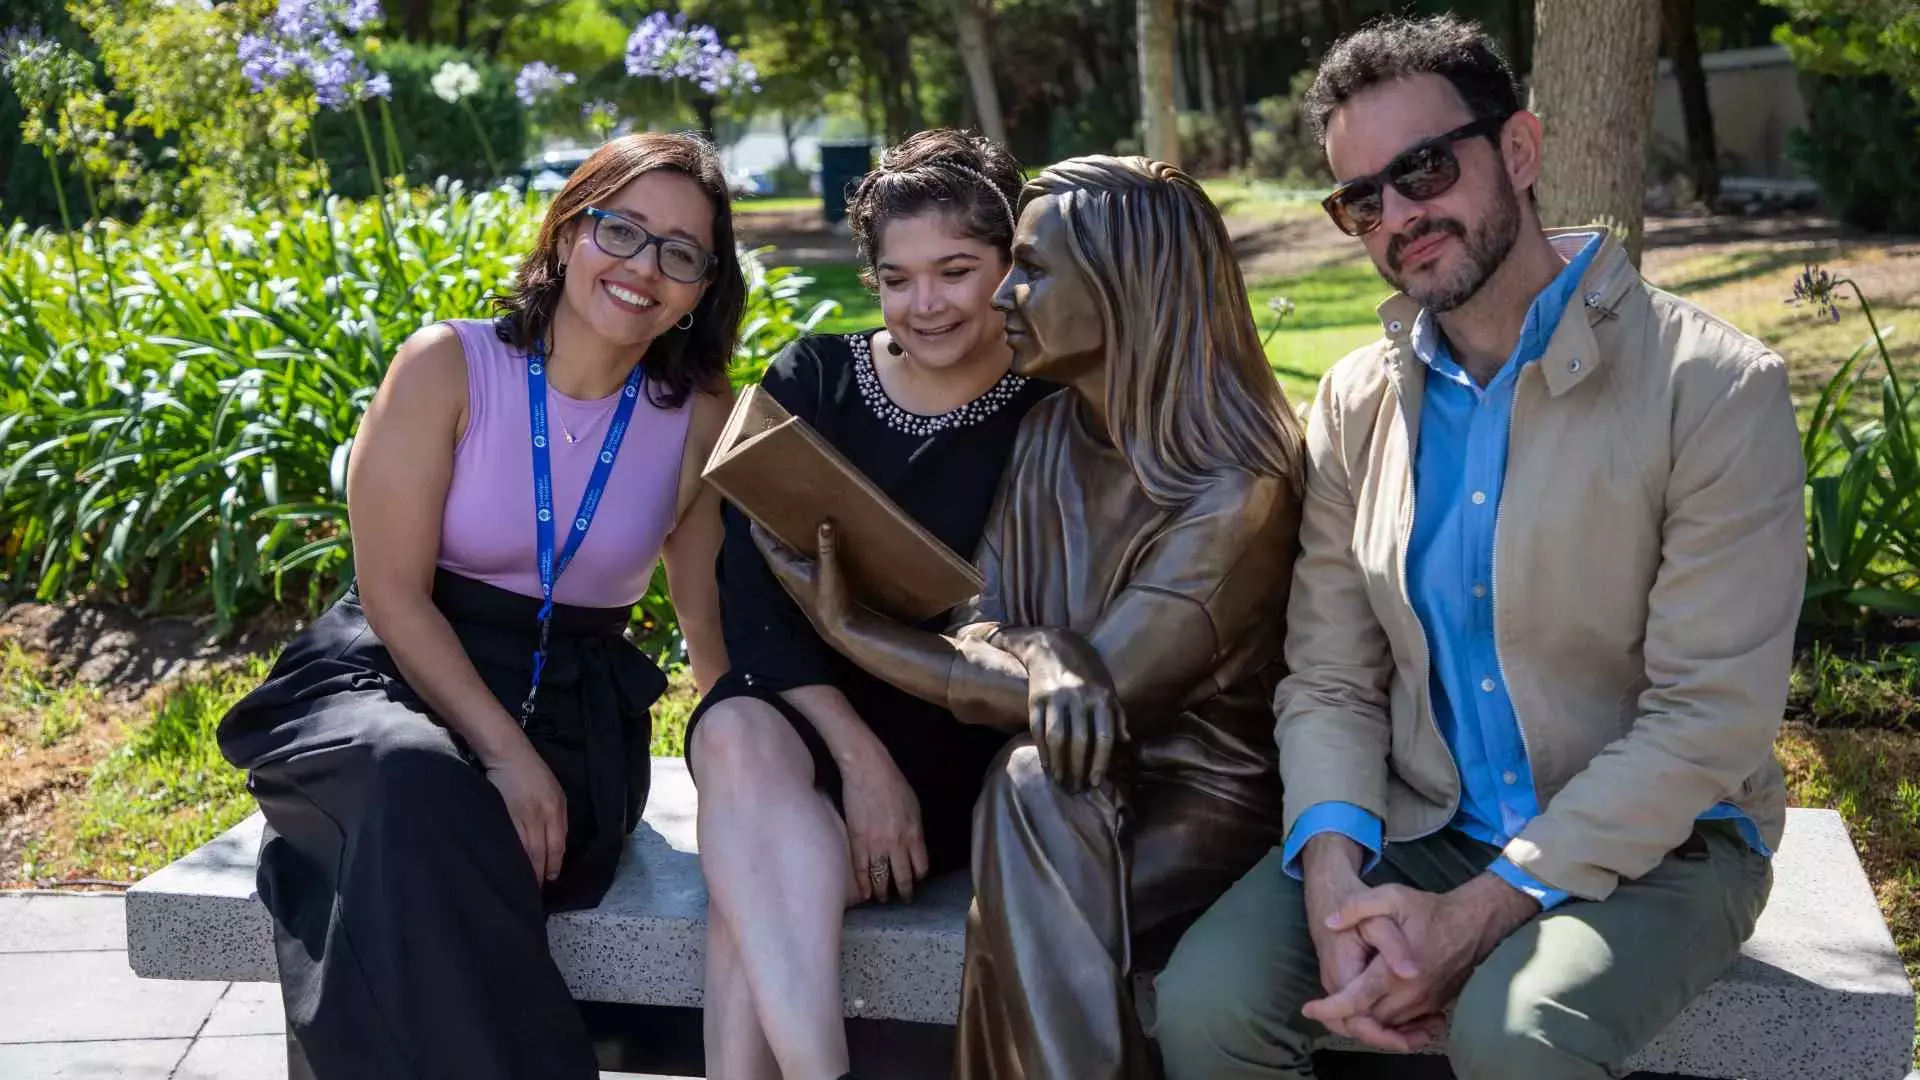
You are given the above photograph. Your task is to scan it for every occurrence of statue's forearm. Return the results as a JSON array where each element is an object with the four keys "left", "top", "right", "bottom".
[{"left": 828, "top": 608, "right": 1031, "bottom": 730}]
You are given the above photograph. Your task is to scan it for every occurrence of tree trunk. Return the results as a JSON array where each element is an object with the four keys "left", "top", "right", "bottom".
[
  {"left": 1182, "top": 10, "right": 1207, "bottom": 115},
  {"left": 453, "top": 0, "right": 473, "bottom": 48},
  {"left": 1138, "top": 0, "right": 1179, "bottom": 165},
  {"left": 1530, "top": 0, "right": 1661, "bottom": 264},
  {"left": 1209, "top": 5, "right": 1250, "bottom": 169},
  {"left": 1660, "top": 0, "right": 1720, "bottom": 203},
  {"left": 780, "top": 112, "right": 800, "bottom": 170},
  {"left": 1316, "top": 0, "right": 1348, "bottom": 49},
  {"left": 694, "top": 96, "right": 718, "bottom": 143},
  {"left": 1506, "top": 0, "right": 1530, "bottom": 71},
  {"left": 950, "top": 0, "right": 1008, "bottom": 145},
  {"left": 902, "top": 35, "right": 926, "bottom": 133},
  {"left": 403, "top": 0, "right": 432, "bottom": 42}
]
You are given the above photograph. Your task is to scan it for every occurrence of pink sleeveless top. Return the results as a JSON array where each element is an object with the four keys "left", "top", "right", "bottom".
[{"left": 436, "top": 319, "right": 692, "bottom": 608}]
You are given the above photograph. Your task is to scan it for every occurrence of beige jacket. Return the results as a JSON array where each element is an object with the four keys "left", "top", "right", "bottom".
[{"left": 1275, "top": 230, "right": 1804, "bottom": 900}]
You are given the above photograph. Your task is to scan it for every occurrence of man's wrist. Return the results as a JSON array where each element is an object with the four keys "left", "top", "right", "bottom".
[
  {"left": 1302, "top": 832, "right": 1366, "bottom": 883},
  {"left": 1454, "top": 871, "right": 1541, "bottom": 954}
]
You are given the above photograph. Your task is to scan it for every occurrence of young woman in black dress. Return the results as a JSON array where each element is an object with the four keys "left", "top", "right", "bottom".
[{"left": 687, "top": 129, "right": 1054, "bottom": 1080}]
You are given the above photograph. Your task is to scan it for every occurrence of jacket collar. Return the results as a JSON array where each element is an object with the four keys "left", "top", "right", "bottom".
[{"left": 1376, "top": 226, "right": 1641, "bottom": 398}]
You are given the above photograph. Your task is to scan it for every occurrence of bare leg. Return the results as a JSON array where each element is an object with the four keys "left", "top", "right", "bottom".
[
  {"left": 693, "top": 698, "right": 856, "bottom": 1080},
  {"left": 703, "top": 912, "right": 779, "bottom": 1080}
]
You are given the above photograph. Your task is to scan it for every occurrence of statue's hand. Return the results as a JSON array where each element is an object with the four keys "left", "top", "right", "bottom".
[
  {"left": 998, "top": 627, "right": 1128, "bottom": 792},
  {"left": 752, "top": 520, "right": 852, "bottom": 639}
]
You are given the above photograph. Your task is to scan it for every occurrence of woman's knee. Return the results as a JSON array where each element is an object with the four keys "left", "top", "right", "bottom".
[{"left": 690, "top": 699, "right": 814, "bottom": 792}]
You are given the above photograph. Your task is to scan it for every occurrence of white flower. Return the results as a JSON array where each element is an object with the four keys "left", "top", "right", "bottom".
[
  {"left": 431, "top": 60, "right": 481, "bottom": 104},
  {"left": 221, "top": 225, "right": 257, "bottom": 254}
]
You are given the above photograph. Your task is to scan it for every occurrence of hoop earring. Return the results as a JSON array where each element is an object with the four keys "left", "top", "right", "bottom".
[
  {"left": 676, "top": 311, "right": 695, "bottom": 331},
  {"left": 556, "top": 261, "right": 567, "bottom": 279}
]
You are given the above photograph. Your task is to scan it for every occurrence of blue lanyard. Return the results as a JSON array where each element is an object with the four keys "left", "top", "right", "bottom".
[{"left": 520, "top": 341, "right": 647, "bottom": 724}]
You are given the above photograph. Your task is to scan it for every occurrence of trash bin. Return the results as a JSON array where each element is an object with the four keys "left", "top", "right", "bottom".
[{"left": 819, "top": 140, "right": 874, "bottom": 225}]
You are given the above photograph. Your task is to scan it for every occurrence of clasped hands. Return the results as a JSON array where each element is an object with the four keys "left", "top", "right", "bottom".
[
  {"left": 1298, "top": 835, "right": 1539, "bottom": 1052},
  {"left": 755, "top": 520, "right": 1125, "bottom": 793}
]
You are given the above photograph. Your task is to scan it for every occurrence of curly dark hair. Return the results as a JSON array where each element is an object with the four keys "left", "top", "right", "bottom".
[
  {"left": 845, "top": 127, "right": 1025, "bottom": 290},
  {"left": 492, "top": 131, "right": 745, "bottom": 409},
  {"left": 1305, "top": 15, "right": 1523, "bottom": 144}
]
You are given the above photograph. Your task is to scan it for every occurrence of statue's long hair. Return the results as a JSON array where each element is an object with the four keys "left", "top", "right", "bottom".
[{"left": 1021, "top": 157, "right": 1305, "bottom": 505}]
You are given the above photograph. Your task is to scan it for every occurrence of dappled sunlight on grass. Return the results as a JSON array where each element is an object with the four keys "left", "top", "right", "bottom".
[
  {"left": 18, "top": 656, "right": 269, "bottom": 884},
  {"left": 652, "top": 667, "right": 698, "bottom": 759},
  {"left": 1648, "top": 245, "right": 1920, "bottom": 414}
]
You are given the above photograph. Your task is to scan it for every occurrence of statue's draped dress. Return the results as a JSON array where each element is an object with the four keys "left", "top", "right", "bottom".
[{"left": 948, "top": 390, "right": 1300, "bottom": 1079}]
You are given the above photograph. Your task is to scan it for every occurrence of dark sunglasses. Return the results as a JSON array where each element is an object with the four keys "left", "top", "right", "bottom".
[
  {"left": 583, "top": 207, "right": 716, "bottom": 284},
  {"left": 1321, "top": 114, "right": 1511, "bottom": 237}
]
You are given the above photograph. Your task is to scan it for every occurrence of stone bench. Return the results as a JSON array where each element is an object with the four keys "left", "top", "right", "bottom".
[{"left": 126, "top": 758, "right": 1914, "bottom": 1079}]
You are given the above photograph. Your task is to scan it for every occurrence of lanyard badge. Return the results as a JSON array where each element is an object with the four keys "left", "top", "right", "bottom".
[{"left": 521, "top": 342, "right": 647, "bottom": 725}]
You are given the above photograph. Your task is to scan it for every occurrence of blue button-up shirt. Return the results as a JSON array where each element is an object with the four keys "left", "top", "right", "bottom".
[{"left": 1281, "top": 232, "right": 1769, "bottom": 908}]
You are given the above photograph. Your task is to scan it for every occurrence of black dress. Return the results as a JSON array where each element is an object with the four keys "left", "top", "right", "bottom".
[{"left": 689, "top": 330, "right": 1057, "bottom": 873}]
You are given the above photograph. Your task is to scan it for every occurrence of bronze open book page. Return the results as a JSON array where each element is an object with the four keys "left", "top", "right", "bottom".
[{"left": 701, "top": 385, "right": 984, "bottom": 623}]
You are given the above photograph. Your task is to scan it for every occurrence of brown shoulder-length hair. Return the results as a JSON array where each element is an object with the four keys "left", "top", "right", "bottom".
[
  {"left": 493, "top": 132, "right": 746, "bottom": 409},
  {"left": 1020, "top": 156, "right": 1305, "bottom": 506}
]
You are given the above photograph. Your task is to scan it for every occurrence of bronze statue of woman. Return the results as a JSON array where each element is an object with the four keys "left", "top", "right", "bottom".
[{"left": 758, "top": 155, "right": 1305, "bottom": 1079}]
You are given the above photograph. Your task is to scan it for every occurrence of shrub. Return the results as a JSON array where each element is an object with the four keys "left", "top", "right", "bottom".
[
  {"left": 311, "top": 42, "right": 528, "bottom": 197},
  {"left": 1788, "top": 74, "right": 1920, "bottom": 234},
  {"left": 0, "top": 188, "right": 840, "bottom": 647},
  {"left": 1247, "top": 69, "right": 1332, "bottom": 187},
  {"left": 1793, "top": 266, "right": 1920, "bottom": 630}
]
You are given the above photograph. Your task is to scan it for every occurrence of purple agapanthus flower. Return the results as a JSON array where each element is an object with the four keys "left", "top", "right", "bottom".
[
  {"left": 1, "top": 24, "right": 95, "bottom": 104},
  {"left": 624, "top": 11, "right": 758, "bottom": 96},
  {"left": 235, "top": 0, "right": 389, "bottom": 110},
  {"left": 1790, "top": 264, "right": 1845, "bottom": 324},
  {"left": 514, "top": 61, "right": 577, "bottom": 107}
]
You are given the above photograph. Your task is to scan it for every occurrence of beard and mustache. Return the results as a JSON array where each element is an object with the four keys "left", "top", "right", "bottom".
[{"left": 1381, "top": 170, "right": 1523, "bottom": 314}]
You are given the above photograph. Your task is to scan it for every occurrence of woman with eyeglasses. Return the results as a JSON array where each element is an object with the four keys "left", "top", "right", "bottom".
[{"left": 216, "top": 132, "right": 745, "bottom": 1080}]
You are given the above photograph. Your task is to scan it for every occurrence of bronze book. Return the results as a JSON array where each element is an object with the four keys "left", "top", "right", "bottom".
[{"left": 701, "top": 384, "right": 985, "bottom": 624}]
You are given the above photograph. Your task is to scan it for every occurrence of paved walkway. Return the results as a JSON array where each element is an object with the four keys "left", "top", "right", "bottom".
[
  {"left": 0, "top": 893, "right": 684, "bottom": 1079},
  {"left": 1, "top": 892, "right": 281, "bottom": 1078}
]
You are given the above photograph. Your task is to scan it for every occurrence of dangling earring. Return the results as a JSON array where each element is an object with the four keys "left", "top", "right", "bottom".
[
  {"left": 885, "top": 337, "right": 904, "bottom": 357},
  {"left": 556, "top": 261, "right": 568, "bottom": 280},
  {"left": 676, "top": 311, "right": 695, "bottom": 331}
]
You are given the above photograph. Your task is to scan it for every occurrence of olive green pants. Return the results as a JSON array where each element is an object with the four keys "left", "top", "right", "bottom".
[{"left": 1152, "top": 822, "right": 1771, "bottom": 1080}]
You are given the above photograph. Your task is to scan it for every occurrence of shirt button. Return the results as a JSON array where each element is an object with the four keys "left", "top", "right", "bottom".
[
  {"left": 1472, "top": 583, "right": 1488, "bottom": 599},
  {"left": 1502, "top": 770, "right": 1519, "bottom": 785},
  {"left": 1388, "top": 319, "right": 1404, "bottom": 334},
  {"left": 1471, "top": 490, "right": 1487, "bottom": 505},
  {"left": 1480, "top": 677, "right": 1496, "bottom": 693}
]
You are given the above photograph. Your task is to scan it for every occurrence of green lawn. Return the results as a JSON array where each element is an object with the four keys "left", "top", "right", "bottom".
[
  {"left": 788, "top": 256, "right": 1387, "bottom": 404},
  {"left": 735, "top": 195, "right": 824, "bottom": 215},
  {"left": 797, "top": 262, "right": 880, "bottom": 334}
]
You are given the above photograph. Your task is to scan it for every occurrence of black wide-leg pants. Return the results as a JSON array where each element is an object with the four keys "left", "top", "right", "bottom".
[{"left": 217, "top": 571, "right": 666, "bottom": 1080}]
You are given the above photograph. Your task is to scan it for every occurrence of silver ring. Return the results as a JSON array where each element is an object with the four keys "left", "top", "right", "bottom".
[{"left": 868, "top": 857, "right": 891, "bottom": 886}]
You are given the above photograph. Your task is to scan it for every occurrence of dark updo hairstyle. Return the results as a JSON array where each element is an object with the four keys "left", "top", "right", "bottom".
[
  {"left": 492, "top": 131, "right": 746, "bottom": 409},
  {"left": 845, "top": 127, "right": 1025, "bottom": 290}
]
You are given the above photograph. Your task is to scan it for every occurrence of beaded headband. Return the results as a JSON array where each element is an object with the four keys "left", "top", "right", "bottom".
[{"left": 936, "top": 161, "right": 1017, "bottom": 231}]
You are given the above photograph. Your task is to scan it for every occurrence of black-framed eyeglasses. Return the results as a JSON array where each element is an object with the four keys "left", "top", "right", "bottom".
[
  {"left": 1321, "top": 114, "right": 1511, "bottom": 237},
  {"left": 583, "top": 207, "right": 716, "bottom": 284}
]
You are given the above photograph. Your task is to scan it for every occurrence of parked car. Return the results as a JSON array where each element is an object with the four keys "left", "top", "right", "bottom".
[{"left": 518, "top": 147, "right": 595, "bottom": 194}]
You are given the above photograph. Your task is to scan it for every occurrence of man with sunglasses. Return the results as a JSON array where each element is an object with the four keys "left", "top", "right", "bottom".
[{"left": 1153, "top": 15, "right": 1804, "bottom": 1080}]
